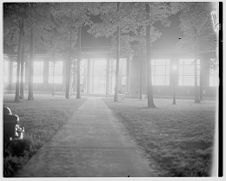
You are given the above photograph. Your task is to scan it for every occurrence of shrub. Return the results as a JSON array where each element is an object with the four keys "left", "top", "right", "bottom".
[{"left": 7, "top": 139, "right": 32, "bottom": 157}]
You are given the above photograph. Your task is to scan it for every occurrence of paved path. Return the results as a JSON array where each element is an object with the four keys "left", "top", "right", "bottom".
[{"left": 16, "top": 98, "right": 153, "bottom": 177}]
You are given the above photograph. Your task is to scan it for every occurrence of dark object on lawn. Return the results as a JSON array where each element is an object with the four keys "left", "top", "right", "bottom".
[
  {"left": 4, "top": 106, "right": 25, "bottom": 144},
  {"left": 8, "top": 139, "right": 32, "bottom": 157}
]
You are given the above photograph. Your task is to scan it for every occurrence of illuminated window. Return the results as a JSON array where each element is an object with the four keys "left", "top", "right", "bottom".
[
  {"left": 120, "top": 58, "right": 127, "bottom": 86},
  {"left": 80, "top": 59, "right": 88, "bottom": 93},
  {"left": 151, "top": 59, "right": 170, "bottom": 86},
  {"left": 48, "top": 61, "right": 63, "bottom": 84},
  {"left": 10, "top": 61, "right": 25, "bottom": 83},
  {"left": 109, "top": 59, "right": 116, "bottom": 94},
  {"left": 179, "top": 59, "right": 200, "bottom": 86},
  {"left": 12, "top": 62, "right": 17, "bottom": 83},
  {"left": 4, "top": 60, "right": 9, "bottom": 83},
  {"left": 209, "top": 59, "right": 219, "bottom": 86},
  {"left": 33, "top": 61, "right": 43, "bottom": 83}
]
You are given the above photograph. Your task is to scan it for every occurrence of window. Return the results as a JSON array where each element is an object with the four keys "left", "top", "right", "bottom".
[
  {"left": 9, "top": 61, "right": 25, "bottom": 84},
  {"left": 120, "top": 58, "right": 127, "bottom": 86},
  {"left": 109, "top": 59, "right": 116, "bottom": 94},
  {"left": 33, "top": 61, "right": 44, "bottom": 83},
  {"left": 12, "top": 62, "right": 17, "bottom": 83},
  {"left": 209, "top": 58, "right": 219, "bottom": 86},
  {"left": 151, "top": 59, "right": 170, "bottom": 86},
  {"left": 179, "top": 59, "right": 200, "bottom": 86},
  {"left": 80, "top": 59, "right": 87, "bottom": 87},
  {"left": 48, "top": 61, "right": 63, "bottom": 84}
]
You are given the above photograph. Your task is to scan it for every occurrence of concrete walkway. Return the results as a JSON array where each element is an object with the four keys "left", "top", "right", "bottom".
[{"left": 16, "top": 98, "right": 153, "bottom": 177}]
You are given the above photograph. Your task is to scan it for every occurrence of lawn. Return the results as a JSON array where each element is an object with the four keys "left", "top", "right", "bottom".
[
  {"left": 105, "top": 98, "right": 216, "bottom": 176},
  {"left": 3, "top": 94, "right": 85, "bottom": 177}
]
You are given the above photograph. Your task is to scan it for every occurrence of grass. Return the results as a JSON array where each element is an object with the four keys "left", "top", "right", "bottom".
[
  {"left": 3, "top": 94, "right": 85, "bottom": 177},
  {"left": 105, "top": 98, "right": 216, "bottom": 177}
]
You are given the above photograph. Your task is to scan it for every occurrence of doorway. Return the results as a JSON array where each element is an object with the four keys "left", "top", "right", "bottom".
[{"left": 90, "top": 59, "right": 106, "bottom": 95}]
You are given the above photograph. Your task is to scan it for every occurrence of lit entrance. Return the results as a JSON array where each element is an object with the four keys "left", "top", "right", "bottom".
[
  {"left": 79, "top": 58, "right": 127, "bottom": 96},
  {"left": 90, "top": 59, "right": 106, "bottom": 95}
]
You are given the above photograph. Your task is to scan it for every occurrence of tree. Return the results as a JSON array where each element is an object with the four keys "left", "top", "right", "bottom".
[
  {"left": 145, "top": 4, "right": 155, "bottom": 107},
  {"left": 25, "top": 3, "right": 57, "bottom": 100},
  {"left": 50, "top": 3, "right": 93, "bottom": 99},
  {"left": 28, "top": 23, "right": 34, "bottom": 100},
  {"left": 4, "top": 3, "right": 49, "bottom": 101},
  {"left": 40, "top": 13, "right": 66, "bottom": 96},
  {"left": 130, "top": 22, "right": 161, "bottom": 100},
  {"left": 88, "top": 2, "right": 138, "bottom": 101},
  {"left": 145, "top": 3, "right": 183, "bottom": 107},
  {"left": 178, "top": 2, "right": 216, "bottom": 103},
  {"left": 15, "top": 19, "right": 23, "bottom": 102},
  {"left": 76, "top": 27, "right": 81, "bottom": 99},
  {"left": 65, "top": 29, "right": 73, "bottom": 99},
  {"left": 88, "top": 2, "right": 181, "bottom": 106},
  {"left": 128, "top": 2, "right": 181, "bottom": 107},
  {"left": 3, "top": 3, "right": 27, "bottom": 102},
  {"left": 19, "top": 38, "right": 25, "bottom": 99},
  {"left": 114, "top": 2, "right": 120, "bottom": 102}
]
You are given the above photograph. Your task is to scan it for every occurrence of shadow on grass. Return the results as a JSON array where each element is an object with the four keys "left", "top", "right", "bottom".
[{"left": 105, "top": 98, "right": 216, "bottom": 177}]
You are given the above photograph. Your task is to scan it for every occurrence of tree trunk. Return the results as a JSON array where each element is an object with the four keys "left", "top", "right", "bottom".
[
  {"left": 72, "top": 60, "right": 77, "bottom": 93},
  {"left": 172, "top": 85, "right": 176, "bottom": 104},
  {"left": 52, "top": 54, "right": 55, "bottom": 96},
  {"left": 15, "top": 19, "right": 23, "bottom": 102},
  {"left": 65, "top": 30, "right": 72, "bottom": 99},
  {"left": 172, "top": 62, "right": 176, "bottom": 105},
  {"left": 194, "top": 59, "right": 200, "bottom": 103},
  {"left": 87, "top": 59, "right": 90, "bottom": 94},
  {"left": 43, "top": 59, "right": 49, "bottom": 86},
  {"left": 9, "top": 61, "right": 13, "bottom": 90},
  {"left": 145, "top": 4, "right": 156, "bottom": 108},
  {"left": 106, "top": 58, "right": 110, "bottom": 96},
  {"left": 76, "top": 27, "right": 81, "bottom": 99},
  {"left": 199, "top": 58, "right": 203, "bottom": 101},
  {"left": 171, "top": 59, "right": 177, "bottom": 105},
  {"left": 114, "top": 2, "right": 120, "bottom": 102},
  {"left": 28, "top": 24, "right": 34, "bottom": 100},
  {"left": 65, "top": 62, "right": 70, "bottom": 99},
  {"left": 19, "top": 42, "right": 25, "bottom": 99},
  {"left": 139, "top": 58, "right": 143, "bottom": 100},
  {"left": 126, "top": 57, "right": 130, "bottom": 95}
]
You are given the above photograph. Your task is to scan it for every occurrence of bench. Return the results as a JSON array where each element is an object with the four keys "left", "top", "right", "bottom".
[{"left": 118, "top": 92, "right": 128, "bottom": 101}]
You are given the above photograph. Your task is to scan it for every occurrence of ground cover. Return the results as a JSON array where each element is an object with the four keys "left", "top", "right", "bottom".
[
  {"left": 105, "top": 98, "right": 216, "bottom": 176},
  {"left": 3, "top": 95, "right": 85, "bottom": 176}
]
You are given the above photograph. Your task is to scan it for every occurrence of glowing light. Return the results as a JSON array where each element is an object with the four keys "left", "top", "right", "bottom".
[
  {"left": 48, "top": 61, "right": 63, "bottom": 84},
  {"left": 151, "top": 59, "right": 170, "bottom": 86},
  {"left": 33, "top": 61, "right": 44, "bottom": 83},
  {"left": 91, "top": 58, "right": 106, "bottom": 94},
  {"left": 12, "top": 62, "right": 17, "bottom": 83},
  {"left": 178, "top": 59, "right": 200, "bottom": 86},
  {"left": 172, "top": 65, "right": 177, "bottom": 71}
]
